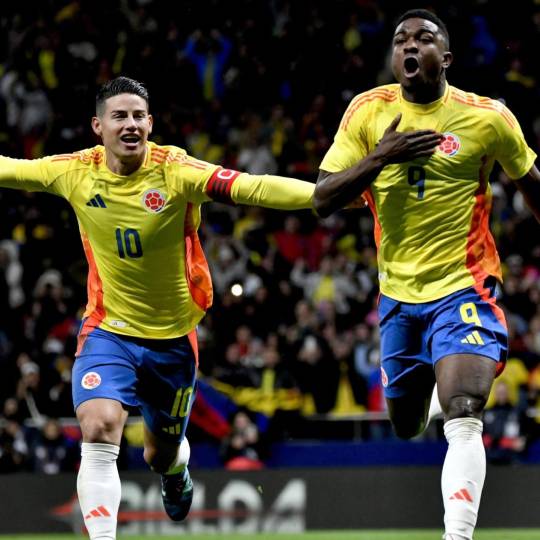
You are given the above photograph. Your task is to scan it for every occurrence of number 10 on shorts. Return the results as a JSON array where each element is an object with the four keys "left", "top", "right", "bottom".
[{"left": 170, "top": 386, "right": 194, "bottom": 418}]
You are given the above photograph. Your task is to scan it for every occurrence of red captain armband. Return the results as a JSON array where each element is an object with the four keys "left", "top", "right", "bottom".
[{"left": 206, "top": 167, "right": 242, "bottom": 204}]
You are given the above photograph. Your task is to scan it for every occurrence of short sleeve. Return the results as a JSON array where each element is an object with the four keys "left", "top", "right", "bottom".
[
  {"left": 492, "top": 105, "right": 537, "bottom": 180},
  {"left": 169, "top": 154, "right": 221, "bottom": 203},
  {"left": 319, "top": 96, "right": 370, "bottom": 173}
]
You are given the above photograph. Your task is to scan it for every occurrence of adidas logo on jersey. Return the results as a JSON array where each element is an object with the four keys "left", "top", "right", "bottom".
[
  {"left": 86, "top": 194, "right": 107, "bottom": 208},
  {"left": 460, "top": 331, "right": 484, "bottom": 345}
]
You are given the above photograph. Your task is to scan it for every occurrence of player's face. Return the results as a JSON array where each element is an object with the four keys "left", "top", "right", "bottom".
[
  {"left": 91, "top": 93, "right": 153, "bottom": 161},
  {"left": 391, "top": 17, "right": 452, "bottom": 91}
]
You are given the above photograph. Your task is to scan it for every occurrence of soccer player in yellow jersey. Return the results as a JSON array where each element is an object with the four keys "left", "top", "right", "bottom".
[
  {"left": 314, "top": 9, "right": 540, "bottom": 540},
  {"left": 0, "top": 77, "right": 315, "bottom": 539}
]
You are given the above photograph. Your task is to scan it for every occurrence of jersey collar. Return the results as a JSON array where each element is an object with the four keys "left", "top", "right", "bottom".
[{"left": 398, "top": 82, "right": 450, "bottom": 115}]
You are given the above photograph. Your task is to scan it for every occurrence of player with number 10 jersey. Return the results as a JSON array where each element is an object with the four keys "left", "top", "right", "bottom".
[
  {"left": 0, "top": 76, "right": 316, "bottom": 536},
  {"left": 0, "top": 142, "right": 314, "bottom": 342}
]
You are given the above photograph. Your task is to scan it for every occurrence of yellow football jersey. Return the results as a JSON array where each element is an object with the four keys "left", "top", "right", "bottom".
[
  {"left": 320, "top": 83, "right": 537, "bottom": 303},
  {"left": 0, "top": 142, "right": 314, "bottom": 339}
]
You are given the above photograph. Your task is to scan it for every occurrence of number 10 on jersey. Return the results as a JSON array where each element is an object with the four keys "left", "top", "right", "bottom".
[{"left": 115, "top": 228, "right": 143, "bottom": 258}]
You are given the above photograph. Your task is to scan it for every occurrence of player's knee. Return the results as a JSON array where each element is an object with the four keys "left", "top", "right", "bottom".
[
  {"left": 445, "top": 394, "right": 485, "bottom": 420},
  {"left": 79, "top": 412, "right": 124, "bottom": 443},
  {"left": 77, "top": 399, "right": 127, "bottom": 444}
]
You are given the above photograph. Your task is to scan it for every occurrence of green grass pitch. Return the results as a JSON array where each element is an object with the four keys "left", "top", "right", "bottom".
[{"left": 2, "top": 531, "right": 540, "bottom": 540}]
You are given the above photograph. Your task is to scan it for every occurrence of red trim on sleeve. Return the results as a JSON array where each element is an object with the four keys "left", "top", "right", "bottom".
[{"left": 206, "top": 167, "right": 241, "bottom": 204}]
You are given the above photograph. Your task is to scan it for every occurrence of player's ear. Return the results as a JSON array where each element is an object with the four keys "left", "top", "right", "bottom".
[
  {"left": 442, "top": 51, "right": 453, "bottom": 69},
  {"left": 148, "top": 114, "right": 153, "bottom": 134},
  {"left": 91, "top": 116, "right": 102, "bottom": 137}
]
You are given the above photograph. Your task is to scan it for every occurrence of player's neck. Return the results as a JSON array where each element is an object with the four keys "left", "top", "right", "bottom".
[
  {"left": 105, "top": 150, "right": 145, "bottom": 176},
  {"left": 401, "top": 78, "right": 446, "bottom": 105}
]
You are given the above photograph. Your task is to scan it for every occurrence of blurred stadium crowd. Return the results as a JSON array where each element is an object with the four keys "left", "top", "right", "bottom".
[{"left": 1, "top": 0, "right": 540, "bottom": 472}]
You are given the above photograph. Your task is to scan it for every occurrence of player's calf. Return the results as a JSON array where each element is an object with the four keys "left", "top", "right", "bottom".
[
  {"left": 144, "top": 436, "right": 191, "bottom": 474},
  {"left": 441, "top": 417, "right": 485, "bottom": 540},
  {"left": 391, "top": 416, "right": 427, "bottom": 439},
  {"left": 435, "top": 354, "right": 496, "bottom": 540},
  {"left": 387, "top": 392, "right": 432, "bottom": 440},
  {"left": 78, "top": 442, "right": 121, "bottom": 540}
]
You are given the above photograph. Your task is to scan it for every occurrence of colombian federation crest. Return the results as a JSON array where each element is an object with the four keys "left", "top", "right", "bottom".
[
  {"left": 380, "top": 367, "right": 389, "bottom": 388},
  {"left": 142, "top": 188, "right": 167, "bottom": 213},
  {"left": 438, "top": 132, "right": 461, "bottom": 157},
  {"left": 81, "top": 371, "right": 101, "bottom": 390}
]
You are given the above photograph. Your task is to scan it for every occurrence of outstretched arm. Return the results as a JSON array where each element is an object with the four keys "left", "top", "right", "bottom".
[
  {"left": 515, "top": 164, "right": 540, "bottom": 223},
  {"left": 0, "top": 155, "right": 58, "bottom": 192},
  {"left": 232, "top": 174, "right": 314, "bottom": 210},
  {"left": 0, "top": 156, "right": 31, "bottom": 189},
  {"left": 314, "top": 114, "right": 443, "bottom": 217},
  {"left": 205, "top": 167, "right": 314, "bottom": 210}
]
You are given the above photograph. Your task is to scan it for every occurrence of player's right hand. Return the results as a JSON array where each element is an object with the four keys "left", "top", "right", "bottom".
[{"left": 375, "top": 113, "right": 443, "bottom": 164}]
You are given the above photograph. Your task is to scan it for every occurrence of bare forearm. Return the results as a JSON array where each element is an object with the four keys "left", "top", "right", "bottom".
[
  {"left": 521, "top": 188, "right": 540, "bottom": 223},
  {"left": 314, "top": 152, "right": 386, "bottom": 217},
  {"left": 515, "top": 165, "right": 540, "bottom": 223}
]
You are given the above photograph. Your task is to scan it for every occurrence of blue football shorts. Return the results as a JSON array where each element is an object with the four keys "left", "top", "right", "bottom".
[
  {"left": 379, "top": 277, "right": 508, "bottom": 399},
  {"left": 72, "top": 326, "right": 197, "bottom": 442}
]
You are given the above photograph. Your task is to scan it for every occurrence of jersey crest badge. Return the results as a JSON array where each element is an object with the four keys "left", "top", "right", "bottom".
[
  {"left": 142, "top": 189, "right": 167, "bottom": 213},
  {"left": 381, "top": 366, "right": 389, "bottom": 388},
  {"left": 438, "top": 132, "right": 461, "bottom": 157},
  {"left": 81, "top": 371, "right": 101, "bottom": 390}
]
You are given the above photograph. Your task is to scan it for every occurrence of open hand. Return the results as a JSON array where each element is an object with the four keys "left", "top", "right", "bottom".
[{"left": 375, "top": 114, "right": 443, "bottom": 164}]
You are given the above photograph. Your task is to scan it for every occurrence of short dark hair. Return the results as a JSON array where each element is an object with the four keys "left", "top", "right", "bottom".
[
  {"left": 95, "top": 76, "right": 149, "bottom": 116},
  {"left": 396, "top": 9, "right": 450, "bottom": 48}
]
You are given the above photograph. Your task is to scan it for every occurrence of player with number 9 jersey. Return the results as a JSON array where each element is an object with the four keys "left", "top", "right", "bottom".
[
  {"left": 320, "top": 82, "right": 536, "bottom": 304},
  {"left": 319, "top": 80, "right": 537, "bottom": 391},
  {"left": 315, "top": 10, "right": 540, "bottom": 540}
]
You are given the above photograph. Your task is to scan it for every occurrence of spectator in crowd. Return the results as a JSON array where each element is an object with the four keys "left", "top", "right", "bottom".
[
  {"left": 0, "top": 419, "right": 29, "bottom": 473},
  {"left": 221, "top": 410, "right": 263, "bottom": 470},
  {"left": 0, "top": 0, "right": 539, "bottom": 473},
  {"left": 483, "top": 381, "right": 527, "bottom": 464},
  {"left": 184, "top": 29, "right": 232, "bottom": 102},
  {"left": 32, "top": 417, "right": 76, "bottom": 474},
  {"left": 0, "top": 240, "right": 24, "bottom": 311},
  {"left": 15, "top": 356, "right": 51, "bottom": 425}
]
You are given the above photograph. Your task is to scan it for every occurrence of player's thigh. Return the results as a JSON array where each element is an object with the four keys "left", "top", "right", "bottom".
[
  {"left": 137, "top": 334, "right": 197, "bottom": 447},
  {"left": 379, "top": 295, "right": 434, "bottom": 437},
  {"left": 429, "top": 278, "right": 507, "bottom": 419},
  {"left": 429, "top": 278, "right": 508, "bottom": 377},
  {"left": 73, "top": 327, "right": 138, "bottom": 443},
  {"left": 435, "top": 353, "right": 496, "bottom": 420}
]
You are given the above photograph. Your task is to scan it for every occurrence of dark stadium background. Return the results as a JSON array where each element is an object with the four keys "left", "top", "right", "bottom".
[{"left": 0, "top": 0, "right": 539, "bottom": 534}]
